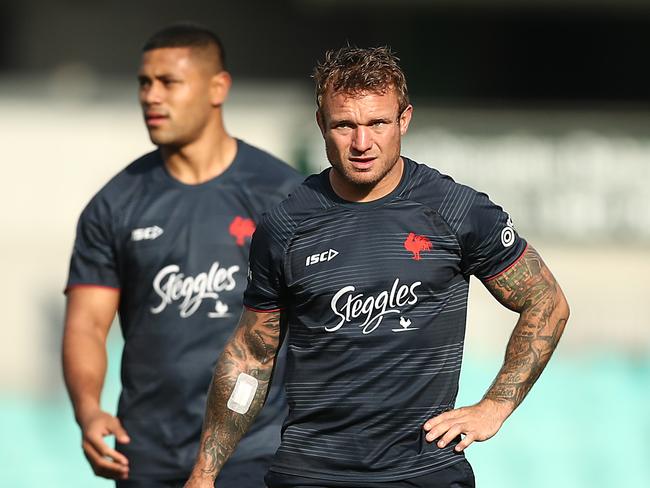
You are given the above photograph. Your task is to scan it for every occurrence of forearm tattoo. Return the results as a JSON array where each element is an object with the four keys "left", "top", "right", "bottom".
[
  {"left": 483, "top": 246, "right": 569, "bottom": 409},
  {"left": 199, "top": 310, "right": 281, "bottom": 476}
]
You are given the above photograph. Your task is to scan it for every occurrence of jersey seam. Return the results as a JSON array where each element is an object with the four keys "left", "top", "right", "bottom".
[
  {"left": 64, "top": 283, "right": 121, "bottom": 294},
  {"left": 244, "top": 304, "right": 284, "bottom": 313},
  {"left": 482, "top": 242, "right": 529, "bottom": 282}
]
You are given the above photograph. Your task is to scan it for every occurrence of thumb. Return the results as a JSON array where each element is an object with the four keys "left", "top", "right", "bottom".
[{"left": 110, "top": 417, "right": 131, "bottom": 444}]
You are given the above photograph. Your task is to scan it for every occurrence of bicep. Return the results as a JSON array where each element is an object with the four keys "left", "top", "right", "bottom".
[
  {"left": 482, "top": 246, "right": 567, "bottom": 314},
  {"left": 234, "top": 308, "right": 283, "bottom": 365},
  {"left": 64, "top": 286, "right": 120, "bottom": 341}
]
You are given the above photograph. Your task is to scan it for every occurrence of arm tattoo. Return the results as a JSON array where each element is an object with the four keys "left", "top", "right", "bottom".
[
  {"left": 198, "top": 309, "right": 281, "bottom": 477},
  {"left": 483, "top": 246, "right": 569, "bottom": 411}
]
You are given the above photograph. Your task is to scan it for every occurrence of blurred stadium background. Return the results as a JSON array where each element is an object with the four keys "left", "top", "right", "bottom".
[{"left": 1, "top": 1, "right": 649, "bottom": 486}]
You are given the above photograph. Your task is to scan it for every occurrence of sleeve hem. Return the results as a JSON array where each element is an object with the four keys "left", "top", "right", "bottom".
[
  {"left": 482, "top": 242, "right": 529, "bottom": 282},
  {"left": 64, "top": 283, "right": 121, "bottom": 295},
  {"left": 243, "top": 305, "right": 284, "bottom": 313}
]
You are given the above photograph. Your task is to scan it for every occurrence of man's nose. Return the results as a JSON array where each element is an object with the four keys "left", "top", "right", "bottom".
[
  {"left": 141, "top": 82, "right": 162, "bottom": 105},
  {"left": 351, "top": 126, "right": 372, "bottom": 153}
]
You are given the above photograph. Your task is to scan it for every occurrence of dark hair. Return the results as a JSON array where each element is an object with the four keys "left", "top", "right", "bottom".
[
  {"left": 313, "top": 46, "right": 409, "bottom": 113},
  {"left": 142, "top": 22, "right": 226, "bottom": 71}
]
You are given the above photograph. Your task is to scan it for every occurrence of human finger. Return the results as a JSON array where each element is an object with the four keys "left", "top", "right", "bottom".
[
  {"left": 454, "top": 432, "right": 476, "bottom": 452},
  {"left": 83, "top": 439, "right": 129, "bottom": 479},
  {"left": 84, "top": 428, "right": 129, "bottom": 467},
  {"left": 424, "top": 418, "right": 453, "bottom": 443},
  {"left": 436, "top": 423, "right": 464, "bottom": 448},
  {"left": 424, "top": 406, "right": 467, "bottom": 430},
  {"left": 108, "top": 416, "right": 131, "bottom": 444},
  {"left": 423, "top": 410, "right": 453, "bottom": 434}
]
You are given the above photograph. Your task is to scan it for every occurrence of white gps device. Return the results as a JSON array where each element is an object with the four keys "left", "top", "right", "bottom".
[{"left": 227, "top": 372, "right": 259, "bottom": 414}]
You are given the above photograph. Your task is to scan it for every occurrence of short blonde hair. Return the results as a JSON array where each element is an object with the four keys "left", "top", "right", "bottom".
[{"left": 313, "top": 46, "right": 409, "bottom": 113}]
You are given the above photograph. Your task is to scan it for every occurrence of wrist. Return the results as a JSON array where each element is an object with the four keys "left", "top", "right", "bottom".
[
  {"left": 479, "top": 397, "right": 515, "bottom": 424},
  {"left": 189, "top": 465, "right": 217, "bottom": 484},
  {"left": 75, "top": 399, "right": 102, "bottom": 428}
]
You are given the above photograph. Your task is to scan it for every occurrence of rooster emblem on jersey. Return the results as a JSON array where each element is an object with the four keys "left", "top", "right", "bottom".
[
  {"left": 404, "top": 232, "right": 432, "bottom": 260},
  {"left": 229, "top": 216, "right": 256, "bottom": 246}
]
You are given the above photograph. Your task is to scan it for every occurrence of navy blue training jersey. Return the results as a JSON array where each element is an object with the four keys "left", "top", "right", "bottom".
[
  {"left": 243, "top": 157, "right": 527, "bottom": 484},
  {"left": 67, "top": 139, "right": 303, "bottom": 479}
]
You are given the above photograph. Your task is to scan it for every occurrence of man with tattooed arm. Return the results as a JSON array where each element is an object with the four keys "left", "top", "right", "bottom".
[{"left": 185, "top": 46, "right": 569, "bottom": 488}]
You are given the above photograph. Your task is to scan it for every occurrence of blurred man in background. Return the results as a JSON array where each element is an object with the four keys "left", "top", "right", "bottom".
[
  {"left": 62, "top": 23, "right": 302, "bottom": 488},
  {"left": 184, "top": 46, "right": 569, "bottom": 488}
]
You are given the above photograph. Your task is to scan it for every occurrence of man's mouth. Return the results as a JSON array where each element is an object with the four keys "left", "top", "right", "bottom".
[
  {"left": 144, "top": 113, "right": 168, "bottom": 127},
  {"left": 349, "top": 157, "right": 376, "bottom": 170}
]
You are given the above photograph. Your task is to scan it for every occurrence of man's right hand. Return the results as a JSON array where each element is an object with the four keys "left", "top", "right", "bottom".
[{"left": 80, "top": 409, "right": 130, "bottom": 480}]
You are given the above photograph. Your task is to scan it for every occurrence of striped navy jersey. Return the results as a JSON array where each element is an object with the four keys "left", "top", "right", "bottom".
[
  {"left": 66, "top": 139, "right": 303, "bottom": 478},
  {"left": 243, "top": 157, "right": 527, "bottom": 483}
]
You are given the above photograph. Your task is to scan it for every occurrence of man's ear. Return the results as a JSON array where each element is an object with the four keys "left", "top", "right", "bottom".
[
  {"left": 316, "top": 109, "right": 326, "bottom": 137},
  {"left": 399, "top": 104, "right": 413, "bottom": 136},
  {"left": 210, "top": 71, "right": 232, "bottom": 107}
]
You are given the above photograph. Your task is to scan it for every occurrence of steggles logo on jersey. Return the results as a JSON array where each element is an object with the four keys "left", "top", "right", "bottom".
[
  {"left": 151, "top": 262, "right": 240, "bottom": 318},
  {"left": 208, "top": 300, "right": 230, "bottom": 318},
  {"left": 327, "top": 278, "right": 422, "bottom": 335},
  {"left": 392, "top": 316, "right": 419, "bottom": 333},
  {"left": 404, "top": 233, "right": 432, "bottom": 260},
  {"left": 131, "top": 226, "right": 164, "bottom": 241},
  {"left": 229, "top": 216, "right": 256, "bottom": 246}
]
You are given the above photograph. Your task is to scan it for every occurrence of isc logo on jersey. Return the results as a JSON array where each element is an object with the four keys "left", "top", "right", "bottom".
[
  {"left": 132, "top": 226, "right": 163, "bottom": 241},
  {"left": 305, "top": 248, "right": 339, "bottom": 267}
]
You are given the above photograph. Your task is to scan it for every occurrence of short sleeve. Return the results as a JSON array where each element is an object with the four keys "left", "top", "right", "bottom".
[
  {"left": 457, "top": 192, "right": 527, "bottom": 280},
  {"left": 66, "top": 196, "right": 120, "bottom": 291},
  {"left": 242, "top": 218, "right": 287, "bottom": 311}
]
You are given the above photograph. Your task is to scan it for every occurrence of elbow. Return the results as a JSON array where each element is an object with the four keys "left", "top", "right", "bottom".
[{"left": 557, "top": 290, "right": 570, "bottom": 323}]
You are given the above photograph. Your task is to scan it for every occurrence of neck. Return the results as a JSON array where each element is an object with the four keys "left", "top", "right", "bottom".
[
  {"left": 161, "top": 123, "right": 237, "bottom": 185},
  {"left": 330, "top": 157, "right": 404, "bottom": 203}
]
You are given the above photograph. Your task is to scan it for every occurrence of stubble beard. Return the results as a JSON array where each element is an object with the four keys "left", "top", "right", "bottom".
[{"left": 328, "top": 146, "right": 402, "bottom": 191}]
